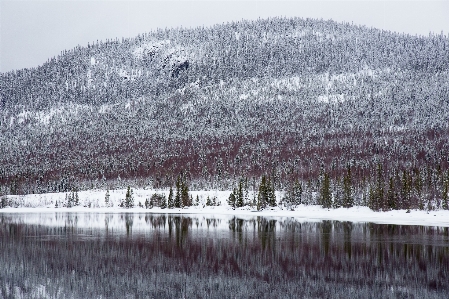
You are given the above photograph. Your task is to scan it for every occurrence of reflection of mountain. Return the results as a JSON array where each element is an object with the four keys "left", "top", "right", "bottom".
[
  {"left": 1, "top": 17, "right": 449, "bottom": 196},
  {"left": 1, "top": 215, "right": 448, "bottom": 298}
]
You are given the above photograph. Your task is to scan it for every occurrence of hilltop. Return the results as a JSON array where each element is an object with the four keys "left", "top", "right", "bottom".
[{"left": 1, "top": 17, "right": 449, "bottom": 211}]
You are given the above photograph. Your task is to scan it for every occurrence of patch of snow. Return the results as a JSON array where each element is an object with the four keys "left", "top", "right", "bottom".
[
  {"left": 2, "top": 189, "right": 449, "bottom": 228},
  {"left": 239, "top": 94, "right": 249, "bottom": 100},
  {"left": 132, "top": 40, "right": 171, "bottom": 59}
]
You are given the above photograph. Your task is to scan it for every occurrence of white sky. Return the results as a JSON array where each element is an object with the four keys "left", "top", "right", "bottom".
[{"left": 1, "top": 0, "right": 448, "bottom": 73}]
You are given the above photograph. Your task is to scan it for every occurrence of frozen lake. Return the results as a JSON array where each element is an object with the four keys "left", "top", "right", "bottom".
[{"left": 1, "top": 212, "right": 449, "bottom": 298}]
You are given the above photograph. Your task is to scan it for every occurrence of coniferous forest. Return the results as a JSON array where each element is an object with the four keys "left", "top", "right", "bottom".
[{"left": 1, "top": 17, "right": 449, "bottom": 211}]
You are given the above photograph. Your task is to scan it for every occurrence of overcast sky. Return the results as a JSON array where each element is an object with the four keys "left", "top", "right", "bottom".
[{"left": 1, "top": 0, "right": 448, "bottom": 73}]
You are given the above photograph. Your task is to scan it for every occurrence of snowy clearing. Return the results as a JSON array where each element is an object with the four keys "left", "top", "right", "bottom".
[{"left": 1, "top": 189, "right": 449, "bottom": 228}]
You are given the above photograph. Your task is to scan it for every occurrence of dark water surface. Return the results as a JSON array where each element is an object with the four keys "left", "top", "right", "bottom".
[{"left": 1, "top": 213, "right": 448, "bottom": 298}]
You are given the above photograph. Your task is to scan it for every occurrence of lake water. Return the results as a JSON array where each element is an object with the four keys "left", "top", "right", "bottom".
[{"left": 1, "top": 212, "right": 448, "bottom": 298}]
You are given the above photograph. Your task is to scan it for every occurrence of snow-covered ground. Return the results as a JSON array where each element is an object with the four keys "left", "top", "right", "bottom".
[{"left": 1, "top": 189, "right": 449, "bottom": 227}]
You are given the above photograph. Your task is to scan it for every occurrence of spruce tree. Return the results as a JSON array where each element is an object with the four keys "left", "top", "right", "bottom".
[
  {"left": 168, "top": 187, "right": 174, "bottom": 208},
  {"left": 368, "top": 184, "right": 376, "bottom": 210},
  {"left": 343, "top": 165, "right": 353, "bottom": 208},
  {"left": 160, "top": 195, "right": 167, "bottom": 209},
  {"left": 387, "top": 177, "right": 396, "bottom": 210},
  {"left": 105, "top": 190, "right": 110, "bottom": 207},
  {"left": 228, "top": 190, "right": 236, "bottom": 209},
  {"left": 65, "top": 193, "right": 71, "bottom": 208},
  {"left": 292, "top": 179, "right": 302, "bottom": 206},
  {"left": 415, "top": 169, "right": 424, "bottom": 210},
  {"left": 206, "top": 196, "right": 212, "bottom": 206},
  {"left": 442, "top": 173, "right": 449, "bottom": 210},
  {"left": 257, "top": 176, "right": 268, "bottom": 210},
  {"left": 175, "top": 176, "right": 181, "bottom": 208},
  {"left": 181, "top": 182, "right": 189, "bottom": 207},
  {"left": 236, "top": 179, "right": 244, "bottom": 208},
  {"left": 123, "top": 186, "right": 134, "bottom": 208},
  {"left": 320, "top": 173, "right": 332, "bottom": 209},
  {"left": 244, "top": 177, "right": 249, "bottom": 205},
  {"left": 401, "top": 170, "right": 411, "bottom": 210},
  {"left": 74, "top": 189, "right": 80, "bottom": 206},
  {"left": 267, "top": 179, "right": 276, "bottom": 207}
]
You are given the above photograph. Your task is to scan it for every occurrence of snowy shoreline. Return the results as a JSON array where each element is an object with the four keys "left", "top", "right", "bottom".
[{"left": 1, "top": 189, "right": 449, "bottom": 227}]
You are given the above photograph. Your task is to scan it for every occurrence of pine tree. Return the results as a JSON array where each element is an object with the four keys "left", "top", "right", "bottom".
[
  {"left": 343, "top": 165, "right": 353, "bottom": 208},
  {"left": 175, "top": 176, "right": 181, "bottom": 208},
  {"left": 0, "top": 196, "right": 7, "bottom": 209},
  {"left": 332, "top": 178, "right": 343, "bottom": 209},
  {"left": 368, "top": 183, "right": 376, "bottom": 210},
  {"left": 320, "top": 173, "right": 332, "bottom": 209},
  {"left": 387, "top": 177, "right": 396, "bottom": 210},
  {"left": 122, "top": 186, "right": 134, "bottom": 208},
  {"left": 105, "top": 190, "right": 111, "bottom": 207},
  {"left": 145, "top": 198, "right": 151, "bottom": 209},
  {"left": 167, "top": 187, "right": 174, "bottom": 208},
  {"left": 292, "top": 179, "right": 302, "bottom": 206},
  {"left": 181, "top": 182, "right": 190, "bottom": 207},
  {"left": 267, "top": 177, "right": 276, "bottom": 207},
  {"left": 257, "top": 176, "right": 268, "bottom": 210},
  {"left": 401, "top": 170, "right": 411, "bottom": 210},
  {"left": 228, "top": 190, "right": 236, "bottom": 209},
  {"left": 369, "top": 163, "right": 384, "bottom": 211},
  {"left": 206, "top": 196, "right": 212, "bottom": 206},
  {"left": 160, "top": 195, "right": 167, "bottom": 209},
  {"left": 65, "top": 193, "right": 71, "bottom": 208},
  {"left": 244, "top": 177, "right": 249, "bottom": 205},
  {"left": 195, "top": 195, "right": 200, "bottom": 206},
  {"left": 74, "top": 189, "right": 80, "bottom": 206},
  {"left": 442, "top": 171, "right": 449, "bottom": 210},
  {"left": 236, "top": 179, "right": 244, "bottom": 208}
]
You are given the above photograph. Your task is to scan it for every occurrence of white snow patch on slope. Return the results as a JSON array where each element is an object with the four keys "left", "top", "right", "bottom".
[{"left": 132, "top": 40, "right": 171, "bottom": 59}]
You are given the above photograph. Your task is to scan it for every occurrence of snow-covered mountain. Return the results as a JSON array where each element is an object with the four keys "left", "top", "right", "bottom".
[{"left": 1, "top": 17, "right": 448, "bottom": 206}]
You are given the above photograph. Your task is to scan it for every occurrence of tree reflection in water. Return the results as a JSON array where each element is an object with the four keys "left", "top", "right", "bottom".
[{"left": 0, "top": 213, "right": 448, "bottom": 298}]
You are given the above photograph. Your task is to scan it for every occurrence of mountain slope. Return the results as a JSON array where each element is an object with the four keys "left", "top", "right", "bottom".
[{"left": 1, "top": 17, "right": 449, "bottom": 208}]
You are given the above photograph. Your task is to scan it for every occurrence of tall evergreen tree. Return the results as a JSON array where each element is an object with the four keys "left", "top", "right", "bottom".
[
  {"left": 74, "top": 189, "right": 80, "bottom": 206},
  {"left": 160, "top": 195, "right": 167, "bottom": 209},
  {"left": 168, "top": 187, "right": 174, "bottom": 209},
  {"left": 206, "top": 196, "right": 212, "bottom": 206},
  {"left": 387, "top": 177, "right": 396, "bottom": 210},
  {"left": 343, "top": 165, "right": 353, "bottom": 208},
  {"left": 236, "top": 179, "right": 244, "bottom": 208},
  {"left": 369, "top": 163, "right": 384, "bottom": 211},
  {"left": 267, "top": 177, "right": 276, "bottom": 207},
  {"left": 320, "top": 172, "right": 332, "bottom": 209},
  {"left": 175, "top": 175, "right": 182, "bottom": 208},
  {"left": 228, "top": 190, "right": 236, "bottom": 209},
  {"left": 181, "top": 181, "right": 190, "bottom": 207},
  {"left": 145, "top": 197, "right": 151, "bottom": 209},
  {"left": 442, "top": 171, "right": 449, "bottom": 210},
  {"left": 105, "top": 189, "right": 111, "bottom": 207},
  {"left": 414, "top": 169, "right": 424, "bottom": 210},
  {"left": 122, "top": 186, "right": 134, "bottom": 208},
  {"left": 257, "top": 176, "right": 268, "bottom": 210},
  {"left": 401, "top": 170, "right": 411, "bottom": 210}
]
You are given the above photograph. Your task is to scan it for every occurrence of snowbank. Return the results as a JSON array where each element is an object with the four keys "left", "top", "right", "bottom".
[{"left": 1, "top": 189, "right": 448, "bottom": 227}]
